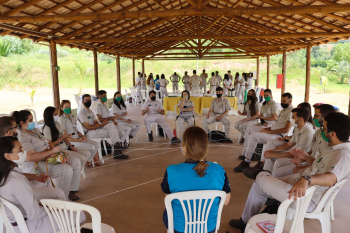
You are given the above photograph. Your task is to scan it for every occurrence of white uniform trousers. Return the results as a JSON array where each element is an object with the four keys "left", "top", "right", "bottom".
[
  {"left": 234, "top": 119, "right": 260, "bottom": 138},
  {"left": 14, "top": 209, "right": 86, "bottom": 233},
  {"left": 202, "top": 115, "right": 231, "bottom": 138},
  {"left": 223, "top": 87, "right": 229, "bottom": 96},
  {"left": 32, "top": 186, "right": 66, "bottom": 201},
  {"left": 147, "top": 86, "right": 154, "bottom": 92},
  {"left": 246, "top": 85, "right": 253, "bottom": 91},
  {"left": 115, "top": 124, "right": 131, "bottom": 142},
  {"left": 244, "top": 125, "right": 266, "bottom": 140},
  {"left": 141, "top": 85, "right": 146, "bottom": 91},
  {"left": 86, "top": 122, "right": 121, "bottom": 144},
  {"left": 261, "top": 139, "right": 287, "bottom": 172},
  {"left": 61, "top": 148, "right": 90, "bottom": 169},
  {"left": 118, "top": 120, "right": 142, "bottom": 137},
  {"left": 184, "top": 83, "right": 190, "bottom": 92},
  {"left": 144, "top": 115, "right": 174, "bottom": 139},
  {"left": 272, "top": 158, "right": 296, "bottom": 177},
  {"left": 172, "top": 82, "right": 179, "bottom": 92},
  {"left": 177, "top": 117, "right": 194, "bottom": 135},
  {"left": 136, "top": 85, "right": 141, "bottom": 101},
  {"left": 237, "top": 86, "right": 246, "bottom": 104},
  {"left": 200, "top": 83, "right": 207, "bottom": 94},
  {"left": 192, "top": 86, "right": 200, "bottom": 91},
  {"left": 242, "top": 132, "right": 279, "bottom": 160},
  {"left": 209, "top": 86, "right": 216, "bottom": 94},
  {"left": 160, "top": 87, "right": 168, "bottom": 98},
  {"left": 234, "top": 84, "right": 240, "bottom": 96},
  {"left": 241, "top": 171, "right": 315, "bottom": 223},
  {"left": 71, "top": 139, "right": 100, "bottom": 162}
]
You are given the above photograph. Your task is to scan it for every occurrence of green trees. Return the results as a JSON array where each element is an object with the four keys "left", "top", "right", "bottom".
[
  {"left": 331, "top": 60, "right": 350, "bottom": 84},
  {"left": 0, "top": 38, "right": 12, "bottom": 57},
  {"left": 71, "top": 54, "right": 91, "bottom": 94}
]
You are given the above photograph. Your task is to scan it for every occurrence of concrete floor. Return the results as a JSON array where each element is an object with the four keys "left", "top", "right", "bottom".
[{"left": 77, "top": 101, "right": 350, "bottom": 233}]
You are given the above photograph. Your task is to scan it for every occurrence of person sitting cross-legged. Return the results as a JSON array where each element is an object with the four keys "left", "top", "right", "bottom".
[
  {"left": 233, "top": 92, "right": 294, "bottom": 172},
  {"left": 229, "top": 112, "right": 350, "bottom": 231},
  {"left": 142, "top": 90, "right": 180, "bottom": 144},
  {"left": 202, "top": 86, "right": 233, "bottom": 143}
]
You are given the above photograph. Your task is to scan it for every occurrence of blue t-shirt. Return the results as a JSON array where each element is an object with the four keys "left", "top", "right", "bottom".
[
  {"left": 155, "top": 78, "right": 160, "bottom": 90},
  {"left": 161, "top": 161, "right": 230, "bottom": 233}
]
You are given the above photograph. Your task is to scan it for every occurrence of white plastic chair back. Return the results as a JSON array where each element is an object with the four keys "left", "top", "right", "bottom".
[
  {"left": 40, "top": 199, "right": 112, "bottom": 233},
  {"left": 91, "top": 101, "right": 100, "bottom": 115},
  {"left": 125, "top": 89, "right": 132, "bottom": 105},
  {"left": 0, "top": 113, "right": 11, "bottom": 117},
  {"left": 165, "top": 190, "right": 227, "bottom": 233},
  {"left": 155, "top": 90, "right": 162, "bottom": 101},
  {"left": 74, "top": 94, "right": 82, "bottom": 114},
  {"left": 0, "top": 197, "right": 29, "bottom": 233}
]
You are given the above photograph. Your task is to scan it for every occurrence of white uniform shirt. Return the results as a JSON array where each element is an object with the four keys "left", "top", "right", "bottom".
[
  {"left": 310, "top": 129, "right": 329, "bottom": 158},
  {"left": 78, "top": 107, "right": 96, "bottom": 132},
  {"left": 110, "top": 103, "right": 127, "bottom": 116},
  {"left": 148, "top": 78, "right": 155, "bottom": 87},
  {"left": 227, "top": 74, "right": 233, "bottom": 80},
  {"left": 59, "top": 114, "right": 79, "bottom": 138},
  {"left": 17, "top": 128, "right": 50, "bottom": 153},
  {"left": 210, "top": 98, "right": 231, "bottom": 115},
  {"left": 260, "top": 100, "right": 280, "bottom": 125},
  {"left": 136, "top": 76, "right": 141, "bottom": 86},
  {"left": 215, "top": 75, "right": 222, "bottom": 83},
  {"left": 240, "top": 78, "right": 246, "bottom": 86},
  {"left": 246, "top": 77, "right": 253, "bottom": 87},
  {"left": 178, "top": 99, "right": 194, "bottom": 118},
  {"left": 183, "top": 75, "right": 191, "bottom": 84},
  {"left": 0, "top": 167, "right": 47, "bottom": 223},
  {"left": 142, "top": 100, "right": 164, "bottom": 116},
  {"left": 289, "top": 123, "right": 315, "bottom": 152},
  {"left": 244, "top": 101, "right": 261, "bottom": 118},
  {"left": 156, "top": 79, "right": 169, "bottom": 88},
  {"left": 200, "top": 73, "right": 208, "bottom": 85},
  {"left": 170, "top": 74, "right": 181, "bottom": 83},
  {"left": 189, "top": 74, "right": 201, "bottom": 87},
  {"left": 234, "top": 76, "right": 241, "bottom": 85},
  {"left": 223, "top": 79, "right": 233, "bottom": 89},
  {"left": 140, "top": 77, "right": 146, "bottom": 86},
  {"left": 271, "top": 105, "right": 293, "bottom": 132},
  {"left": 42, "top": 122, "right": 67, "bottom": 150},
  {"left": 95, "top": 102, "right": 112, "bottom": 119},
  {"left": 208, "top": 77, "right": 219, "bottom": 87}
]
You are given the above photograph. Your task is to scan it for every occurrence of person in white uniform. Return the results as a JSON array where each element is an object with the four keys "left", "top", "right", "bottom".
[
  {"left": 142, "top": 90, "right": 180, "bottom": 144},
  {"left": 200, "top": 69, "right": 208, "bottom": 94},
  {"left": 234, "top": 72, "right": 240, "bottom": 96},
  {"left": 233, "top": 93, "right": 293, "bottom": 172},
  {"left": 13, "top": 110, "right": 81, "bottom": 201},
  {"left": 42, "top": 106, "right": 90, "bottom": 170},
  {"left": 189, "top": 70, "right": 201, "bottom": 92},
  {"left": 202, "top": 87, "right": 232, "bottom": 142},
  {"left": 78, "top": 94, "right": 129, "bottom": 159},
  {"left": 135, "top": 72, "right": 142, "bottom": 103},
  {"left": 170, "top": 72, "right": 181, "bottom": 93},
  {"left": 229, "top": 112, "right": 350, "bottom": 230},
  {"left": 141, "top": 72, "right": 147, "bottom": 91},
  {"left": 238, "top": 73, "right": 247, "bottom": 104},
  {"left": 273, "top": 104, "right": 336, "bottom": 178},
  {"left": 182, "top": 71, "right": 191, "bottom": 92},
  {"left": 59, "top": 100, "right": 100, "bottom": 166},
  {"left": 95, "top": 90, "right": 131, "bottom": 147},
  {"left": 111, "top": 91, "right": 142, "bottom": 139},
  {"left": 215, "top": 71, "right": 222, "bottom": 87},
  {"left": 146, "top": 74, "right": 155, "bottom": 92},
  {"left": 207, "top": 72, "right": 219, "bottom": 94},
  {"left": 227, "top": 70, "right": 233, "bottom": 81},
  {"left": 245, "top": 72, "right": 253, "bottom": 91},
  {"left": 176, "top": 90, "right": 195, "bottom": 136},
  {"left": 0, "top": 137, "right": 86, "bottom": 233},
  {"left": 223, "top": 74, "right": 233, "bottom": 96},
  {"left": 234, "top": 89, "right": 261, "bottom": 142},
  {"left": 156, "top": 74, "right": 169, "bottom": 98}
]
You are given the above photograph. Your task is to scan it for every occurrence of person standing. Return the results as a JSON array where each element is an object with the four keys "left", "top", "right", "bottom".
[
  {"left": 202, "top": 87, "right": 232, "bottom": 142},
  {"left": 189, "top": 70, "right": 201, "bottom": 92},
  {"left": 170, "top": 72, "right": 181, "bottom": 93},
  {"left": 234, "top": 72, "right": 240, "bottom": 96},
  {"left": 141, "top": 73, "right": 147, "bottom": 91},
  {"left": 156, "top": 74, "right": 169, "bottom": 98},
  {"left": 238, "top": 73, "right": 247, "bottom": 104},
  {"left": 246, "top": 72, "right": 253, "bottom": 91},
  {"left": 223, "top": 74, "right": 233, "bottom": 96},
  {"left": 182, "top": 71, "right": 191, "bottom": 92},
  {"left": 215, "top": 71, "right": 222, "bottom": 87},
  {"left": 227, "top": 70, "right": 233, "bottom": 81},
  {"left": 207, "top": 72, "right": 219, "bottom": 94},
  {"left": 200, "top": 69, "right": 208, "bottom": 94},
  {"left": 176, "top": 90, "right": 195, "bottom": 135},
  {"left": 135, "top": 71, "right": 142, "bottom": 103},
  {"left": 146, "top": 74, "right": 155, "bottom": 92}
]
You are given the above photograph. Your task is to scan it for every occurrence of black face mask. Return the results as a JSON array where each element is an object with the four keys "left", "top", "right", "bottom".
[
  {"left": 281, "top": 102, "right": 289, "bottom": 109},
  {"left": 150, "top": 96, "right": 156, "bottom": 101},
  {"left": 84, "top": 101, "right": 92, "bottom": 108},
  {"left": 247, "top": 96, "right": 253, "bottom": 100},
  {"left": 216, "top": 94, "right": 222, "bottom": 98}
]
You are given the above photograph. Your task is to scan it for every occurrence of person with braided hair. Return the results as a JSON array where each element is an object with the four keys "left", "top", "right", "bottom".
[{"left": 161, "top": 126, "right": 231, "bottom": 233}]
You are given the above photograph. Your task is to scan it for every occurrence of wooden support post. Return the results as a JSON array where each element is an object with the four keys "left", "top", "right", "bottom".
[
  {"left": 348, "top": 92, "right": 350, "bottom": 116},
  {"left": 267, "top": 55, "right": 270, "bottom": 89},
  {"left": 49, "top": 39, "right": 60, "bottom": 110},
  {"left": 305, "top": 45, "right": 311, "bottom": 102},
  {"left": 93, "top": 49, "right": 99, "bottom": 96},
  {"left": 142, "top": 59, "right": 145, "bottom": 74},
  {"left": 132, "top": 58, "right": 135, "bottom": 87},
  {"left": 282, "top": 52, "right": 287, "bottom": 95},
  {"left": 256, "top": 57, "right": 260, "bottom": 87},
  {"left": 116, "top": 54, "right": 121, "bottom": 92}
]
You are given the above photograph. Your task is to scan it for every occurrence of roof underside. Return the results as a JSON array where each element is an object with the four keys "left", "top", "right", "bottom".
[{"left": 1, "top": 0, "right": 350, "bottom": 59}]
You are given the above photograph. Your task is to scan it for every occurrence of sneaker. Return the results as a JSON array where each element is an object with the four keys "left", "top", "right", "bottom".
[
  {"left": 254, "top": 161, "right": 265, "bottom": 170},
  {"left": 148, "top": 131, "right": 153, "bottom": 142},
  {"left": 243, "top": 167, "right": 262, "bottom": 179},
  {"left": 239, "top": 138, "right": 245, "bottom": 144},
  {"left": 113, "top": 151, "right": 129, "bottom": 159},
  {"left": 226, "top": 138, "right": 233, "bottom": 143},
  {"left": 229, "top": 218, "right": 246, "bottom": 229},
  {"left": 171, "top": 137, "right": 181, "bottom": 145},
  {"left": 233, "top": 160, "right": 250, "bottom": 172},
  {"left": 114, "top": 142, "right": 126, "bottom": 151},
  {"left": 68, "top": 192, "right": 79, "bottom": 201},
  {"left": 238, "top": 155, "right": 245, "bottom": 160}
]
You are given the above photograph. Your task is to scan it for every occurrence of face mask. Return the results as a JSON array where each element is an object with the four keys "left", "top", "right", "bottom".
[
  {"left": 183, "top": 96, "right": 188, "bottom": 99},
  {"left": 12, "top": 152, "right": 27, "bottom": 165},
  {"left": 150, "top": 96, "right": 156, "bottom": 101},
  {"left": 313, "top": 118, "right": 323, "bottom": 128},
  {"left": 216, "top": 94, "right": 222, "bottom": 98},
  {"left": 116, "top": 97, "right": 122, "bottom": 102},
  {"left": 84, "top": 101, "right": 92, "bottom": 108},
  {"left": 53, "top": 116, "right": 59, "bottom": 122},
  {"left": 281, "top": 103, "right": 289, "bottom": 109},
  {"left": 27, "top": 122, "right": 35, "bottom": 130},
  {"left": 63, "top": 108, "right": 71, "bottom": 114},
  {"left": 290, "top": 118, "right": 299, "bottom": 127},
  {"left": 321, "top": 131, "right": 332, "bottom": 142},
  {"left": 101, "top": 97, "right": 107, "bottom": 102},
  {"left": 247, "top": 96, "right": 253, "bottom": 100},
  {"left": 264, "top": 96, "right": 271, "bottom": 102}
]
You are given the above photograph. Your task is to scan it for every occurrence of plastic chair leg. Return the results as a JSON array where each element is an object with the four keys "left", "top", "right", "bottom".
[
  {"left": 81, "top": 167, "right": 86, "bottom": 178},
  {"left": 156, "top": 124, "right": 159, "bottom": 136},
  {"left": 330, "top": 201, "right": 335, "bottom": 221},
  {"left": 319, "top": 209, "right": 332, "bottom": 233}
]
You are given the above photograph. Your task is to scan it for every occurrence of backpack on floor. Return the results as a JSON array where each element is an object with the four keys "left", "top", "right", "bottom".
[
  {"left": 208, "top": 130, "right": 231, "bottom": 143},
  {"left": 101, "top": 140, "right": 113, "bottom": 156},
  {"left": 251, "top": 143, "right": 263, "bottom": 161}
]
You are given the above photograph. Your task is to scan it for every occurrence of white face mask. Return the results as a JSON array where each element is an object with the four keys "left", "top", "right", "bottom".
[
  {"left": 12, "top": 152, "right": 27, "bottom": 165},
  {"left": 53, "top": 116, "right": 59, "bottom": 122},
  {"left": 290, "top": 118, "right": 299, "bottom": 127}
]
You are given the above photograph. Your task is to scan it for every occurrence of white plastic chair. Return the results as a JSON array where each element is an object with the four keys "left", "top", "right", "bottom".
[
  {"left": 0, "top": 113, "right": 11, "bottom": 117},
  {"left": 130, "top": 88, "right": 139, "bottom": 106},
  {"left": 165, "top": 190, "right": 227, "bottom": 233},
  {"left": 210, "top": 122, "right": 225, "bottom": 132},
  {"left": 174, "top": 104, "right": 187, "bottom": 139},
  {"left": 245, "top": 186, "right": 316, "bottom": 233},
  {"left": 141, "top": 90, "right": 148, "bottom": 102},
  {"left": 0, "top": 197, "right": 30, "bottom": 233},
  {"left": 74, "top": 94, "right": 82, "bottom": 114},
  {"left": 287, "top": 179, "right": 347, "bottom": 233},
  {"left": 155, "top": 90, "right": 163, "bottom": 101},
  {"left": 125, "top": 89, "right": 132, "bottom": 105},
  {"left": 40, "top": 199, "right": 115, "bottom": 233}
]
